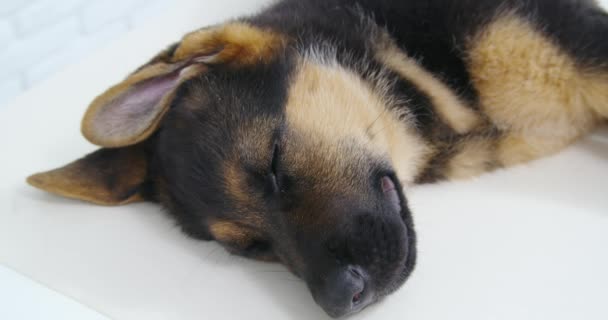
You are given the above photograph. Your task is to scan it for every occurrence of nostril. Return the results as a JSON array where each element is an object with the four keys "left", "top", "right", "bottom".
[
  {"left": 314, "top": 266, "right": 371, "bottom": 317},
  {"left": 348, "top": 266, "right": 366, "bottom": 305}
]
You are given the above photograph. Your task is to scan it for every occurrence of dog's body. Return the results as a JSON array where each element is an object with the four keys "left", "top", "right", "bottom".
[
  {"left": 28, "top": 0, "right": 608, "bottom": 317},
  {"left": 246, "top": 0, "right": 608, "bottom": 184}
]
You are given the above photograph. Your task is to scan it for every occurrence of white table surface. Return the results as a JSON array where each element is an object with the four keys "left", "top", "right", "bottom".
[
  {"left": 0, "top": 265, "right": 108, "bottom": 320},
  {"left": 2, "top": 1, "right": 608, "bottom": 319}
]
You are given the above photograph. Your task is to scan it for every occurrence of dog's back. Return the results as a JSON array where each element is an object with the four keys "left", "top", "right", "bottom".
[{"left": 247, "top": 0, "right": 608, "bottom": 182}]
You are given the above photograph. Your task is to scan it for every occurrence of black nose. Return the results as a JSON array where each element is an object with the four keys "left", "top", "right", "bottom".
[{"left": 313, "top": 266, "right": 372, "bottom": 318}]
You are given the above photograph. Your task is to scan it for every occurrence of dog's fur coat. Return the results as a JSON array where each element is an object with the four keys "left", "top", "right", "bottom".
[{"left": 27, "top": 0, "right": 608, "bottom": 317}]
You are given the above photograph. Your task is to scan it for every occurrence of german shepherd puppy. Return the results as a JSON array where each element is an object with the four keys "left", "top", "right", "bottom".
[{"left": 27, "top": 0, "right": 608, "bottom": 317}]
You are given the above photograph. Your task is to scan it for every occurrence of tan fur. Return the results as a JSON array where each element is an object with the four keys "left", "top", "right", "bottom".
[
  {"left": 174, "top": 23, "right": 287, "bottom": 66},
  {"left": 445, "top": 138, "right": 495, "bottom": 180},
  {"left": 209, "top": 221, "right": 251, "bottom": 246},
  {"left": 83, "top": 22, "right": 286, "bottom": 149},
  {"left": 209, "top": 220, "right": 277, "bottom": 261},
  {"left": 27, "top": 171, "right": 143, "bottom": 206},
  {"left": 29, "top": 13, "right": 608, "bottom": 208},
  {"left": 26, "top": 146, "right": 147, "bottom": 206},
  {"left": 221, "top": 118, "right": 281, "bottom": 225},
  {"left": 376, "top": 35, "right": 482, "bottom": 134},
  {"left": 285, "top": 58, "right": 432, "bottom": 186},
  {"left": 224, "top": 161, "right": 252, "bottom": 207},
  {"left": 223, "top": 160, "right": 265, "bottom": 227},
  {"left": 467, "top": 13, "right": 607, "bottom": 166}
]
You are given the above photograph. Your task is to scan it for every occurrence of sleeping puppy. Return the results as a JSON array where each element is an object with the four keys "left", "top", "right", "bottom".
[{"left": 27, "top": 0, "right": 608, "bottom": 317}]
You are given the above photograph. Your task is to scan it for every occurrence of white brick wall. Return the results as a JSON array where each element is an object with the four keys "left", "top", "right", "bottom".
[
  {"left": 2, "top": 0, "right": 608, "bottom": 109},
  {"left": 0, "top": 0, "right": 171, "bottom": 107}
]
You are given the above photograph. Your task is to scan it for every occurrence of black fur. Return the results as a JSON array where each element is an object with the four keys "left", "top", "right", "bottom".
[
  {"left": 153, "top": 55, "right": 294, "bottom": 238},
  {"left": 243, "top": 0, "right": 607, "bottom": 185},
  {"left": 143, "top": 0, "right": 607, "bottom": 316},
  {"left": 26, "top": 0, "right": 608, "bottom": 317}
]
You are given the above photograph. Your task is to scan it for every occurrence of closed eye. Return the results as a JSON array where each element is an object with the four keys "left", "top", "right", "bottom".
[{"left": 268, "top": 143, "right": 281, "bottom": 194}]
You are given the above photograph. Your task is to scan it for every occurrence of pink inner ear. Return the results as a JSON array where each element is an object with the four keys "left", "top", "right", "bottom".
[{"left": 93, "top": 72, "right": 181, "bottom": 142}]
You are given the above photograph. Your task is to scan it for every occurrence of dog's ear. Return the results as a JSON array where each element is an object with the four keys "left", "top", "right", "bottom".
[
  {"left": 80, "top": 58, "right": 204, "bottom": 148},
  {"left": 28, "top": 23, "right": 286, "bottom": 205},
  {"left": 81, "top": 23, "right": 286, "bottom": 148},
  {"left": 27, "top": 145, "right": 149, "bottom": 206}
]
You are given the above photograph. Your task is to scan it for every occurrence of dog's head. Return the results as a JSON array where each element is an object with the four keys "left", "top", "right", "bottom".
[{"left": 27, "top": 23, "right": 418, "bottom": 318}]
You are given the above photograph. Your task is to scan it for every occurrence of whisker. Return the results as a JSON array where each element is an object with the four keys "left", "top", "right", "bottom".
[
  {"left": 369, "top": 123, "right": 388, "bottom": 140},
  {"left": 365, "top": 107, "right": 389, "bottom": 137}
]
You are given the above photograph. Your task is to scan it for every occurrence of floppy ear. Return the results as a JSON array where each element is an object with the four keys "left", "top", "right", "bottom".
[
  {"left": 28, "top": 23, "right": 286, "bottom": 205},
  {"left": 81, "top": 61, "right": 206, "bottom": 148},
  {"left": 27, "top": 145, "right": 149, "bottom": 206},
  {"left": 81, "top": 22, "right": 286, "bottom": 148}
]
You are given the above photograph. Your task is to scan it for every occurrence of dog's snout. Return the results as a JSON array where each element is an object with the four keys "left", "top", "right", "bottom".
[
  {"left": 312, "top": 266, "right": 372, "bottom": 318},
  {"left": 350, "top": 213, "right": 408, "bottom": 267},
  {"left": 310, "top": 212, "right": 409, "bottom": 317},
  {"left": 299, "top": 173, "right": 413, "bottom": 317}
]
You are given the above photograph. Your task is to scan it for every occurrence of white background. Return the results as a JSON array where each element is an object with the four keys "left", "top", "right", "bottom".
[
  {"left": 1, "top": 0, "right": 608, "bottom": 319},
  {"left": 0, "top": 0, "right": 172, "bottom": 107}
]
